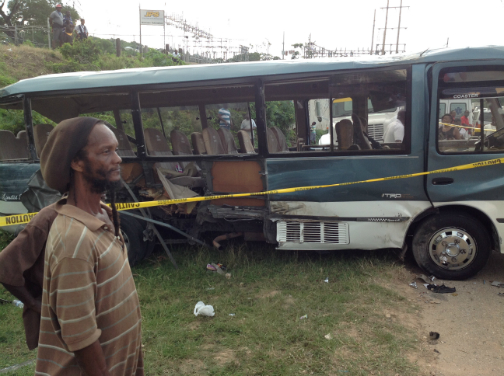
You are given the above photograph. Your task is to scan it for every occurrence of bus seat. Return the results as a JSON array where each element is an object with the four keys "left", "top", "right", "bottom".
[
  {"left": 171, "top": 130, "right": 193, "bottom": 155},
  {"left": 217, "top": 127, "right": 238, "bottom": 154},
  {"left": 0, "top": 130, "right": 29, "bottom": 160},
  {"left": 351, "top": 114, "right": 372, "bottom": 150},
  {"left": 266, "top": 128, "right": 280, "bottom": 153},
  {"left": 191, "top": 132, "right": 207, "bottom": 155},
  {"left": 33, "top": 124, "right": 53, "bottom": 158},
  {"left": 144, "top": 128, "right": 171, "bottom": 156},
  {"left": 336, "top": 120, "right": 353, "bottom": 150},
  {"left": 271, "top": 126, "right": 288, "bottom": 151},
  {"left": 109, "top": 127, "right": 135, "bottom": 157},
  {"left": 17, "top": 130, "right": 28, "bottom": 144},
  {"left": 202, "top": 127, "right": 226, "bottom": 155},
  {"left": 237, "top": 130, "right": 255, "bottom": 153}
]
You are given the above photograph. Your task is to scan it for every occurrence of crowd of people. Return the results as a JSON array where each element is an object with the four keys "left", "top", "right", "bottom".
[
  {"left": 439, "top": 110, "right": 473, "bottom": 140},
  {"left": 49, "top": 3, "right": 88, "bottom": 48}
]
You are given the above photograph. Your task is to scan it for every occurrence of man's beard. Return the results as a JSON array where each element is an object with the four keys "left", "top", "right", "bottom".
[{"left": 82, "top": 164, "right": 122, "bottom": 194}]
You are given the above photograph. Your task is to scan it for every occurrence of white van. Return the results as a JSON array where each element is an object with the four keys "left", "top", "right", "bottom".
[{"left": 318, "top": 98, "right": 401, "bottom": 145}]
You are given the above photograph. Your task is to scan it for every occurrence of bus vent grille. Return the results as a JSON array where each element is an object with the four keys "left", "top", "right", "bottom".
[
  {"left": 368, "top": 123, "right": 384, "bottom": 142},
  {"left": 276, "top": 221, "right": 349, "bottom": 244}
]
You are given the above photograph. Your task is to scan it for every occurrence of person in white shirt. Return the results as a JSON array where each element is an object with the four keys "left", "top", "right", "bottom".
[
  {"left": 76, "top": 19, "right": 88, "bottom": 40},
  {"left": 384, "top": 109, "right": 405, "bottom": 143},
  {"left": 240, "top": 113, "right": 256, "bottom": 139}
]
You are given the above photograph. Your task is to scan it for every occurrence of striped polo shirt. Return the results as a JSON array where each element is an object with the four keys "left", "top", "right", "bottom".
[{"left": 36, "top": 202, "right": 143, "bottom": 376}]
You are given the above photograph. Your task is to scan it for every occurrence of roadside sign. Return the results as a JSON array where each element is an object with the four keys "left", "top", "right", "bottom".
[{"left": 140, "top": 9, "right": 165, "bottom": 26}]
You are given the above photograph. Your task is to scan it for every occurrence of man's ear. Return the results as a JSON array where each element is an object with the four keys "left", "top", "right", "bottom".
[{"left": 71, "top": 157, "right": 85, "bottom": 173}]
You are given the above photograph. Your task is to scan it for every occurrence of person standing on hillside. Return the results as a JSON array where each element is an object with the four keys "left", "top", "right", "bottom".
[
  {"left": 36, "top": 117, "right": 144, "bottom": 375},
  {"left": 49, "top": 4, "right": 64, "bottom": 48},
  {"left": 77, "top": 19, "right": 88, "bottom": 40}
]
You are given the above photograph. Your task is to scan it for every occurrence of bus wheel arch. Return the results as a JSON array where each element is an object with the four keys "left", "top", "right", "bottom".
[{"left": 410, "top": 206, "right": 495, "bottom": 280}]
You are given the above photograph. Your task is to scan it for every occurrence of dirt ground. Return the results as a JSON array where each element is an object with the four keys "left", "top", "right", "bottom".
[{"left": 390, "top": 251, "right": 504, "bottom": 376}]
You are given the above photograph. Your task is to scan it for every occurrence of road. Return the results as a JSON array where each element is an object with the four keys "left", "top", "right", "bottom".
[{"left": 392, "top": 251, "right": 504, "bottom": 376}]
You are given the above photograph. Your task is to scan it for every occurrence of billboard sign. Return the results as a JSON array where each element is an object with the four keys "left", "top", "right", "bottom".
[{"left": 140, "top": 9, "right": 165, "bottom": 26}]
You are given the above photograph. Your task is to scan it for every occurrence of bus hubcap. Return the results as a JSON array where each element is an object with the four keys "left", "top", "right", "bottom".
[{"left": 428, "top": 228, "right": 476, "bottom": 270}]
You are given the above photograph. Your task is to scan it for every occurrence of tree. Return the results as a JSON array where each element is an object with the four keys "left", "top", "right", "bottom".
[{"left": 291, "top": 43, "right": 303, "bottom": 59}]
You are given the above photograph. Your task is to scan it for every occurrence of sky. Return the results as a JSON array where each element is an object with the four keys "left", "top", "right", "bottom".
[{"left": 72, "top": 0, "right": 504, "bottom": 58}]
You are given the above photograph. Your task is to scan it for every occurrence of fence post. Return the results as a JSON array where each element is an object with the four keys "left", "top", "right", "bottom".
[
  {"left": 14, "top": 24, "right": 18, "bottom": 45},
  {"left": 47, "top": 18, "right": 51, "bottom": 49},
  {"left": 116, "top": 38, "right": 121, "bottom": 57}
]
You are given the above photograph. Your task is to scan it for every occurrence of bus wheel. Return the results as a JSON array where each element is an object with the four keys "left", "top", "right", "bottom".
[
  {"left": 120, "top": 214, "right": 147, "bottom": 267},
  {"left": 412, "top": 212, "right": 491, "bottom": 280}
]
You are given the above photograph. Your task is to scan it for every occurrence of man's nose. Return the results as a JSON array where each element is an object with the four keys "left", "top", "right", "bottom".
[{"left": 113, "top": 150, "right": 122, "bottom": 164}]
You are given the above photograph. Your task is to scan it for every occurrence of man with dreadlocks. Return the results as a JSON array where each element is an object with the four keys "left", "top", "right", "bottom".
[{"left": 37, "top": 117, "right": 144, "bottom": 376}]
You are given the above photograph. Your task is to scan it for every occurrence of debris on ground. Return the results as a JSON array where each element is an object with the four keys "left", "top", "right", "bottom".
[
  {"left": 429, "top": 332, "right": 440, "bottom": 340},
  {"left": 498, "top": 293, "right": 504, "bottom": 297},
  {"left": 207, "top": 263, "right": 228, "bottom": 276},
  {"left": 324, "top": 277, "right": 329, "bottom": 283},
  {"left": 434, "top": 349, "right": 440, "bottom": 354},
  {"left": 194, "top": 301, "right": 215, "bottom": 317},
  {"left": 409, "top": 282, "right": 418, "bottom": 289},
  {"left": 299, "top": 314, "right": 308, "bottom": 320},
  {"left": 417, "top": 274, "right": 436, "bottom": 284},
  {"left": 427, "top": 284, "right": 456, "bottom": 294},
  {"left": 229, "top": 313, "right": 235, "bottom": 317},
  {"left": 324, "top": 333, "right": 333, "bottom": 340},
  {"left": 491, "top": 281, "right": 504, "bottom": 287}
]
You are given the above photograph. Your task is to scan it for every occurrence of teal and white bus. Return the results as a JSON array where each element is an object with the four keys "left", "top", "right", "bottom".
[{"left": 1, "top": 46, "right": 504, "bottom": 279}]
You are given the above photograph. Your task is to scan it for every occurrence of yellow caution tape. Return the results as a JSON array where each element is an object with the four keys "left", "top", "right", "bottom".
[
  {"left": 1, "top": 157, "right": 503, "bottom": 227},
  {"left": 439, "top": 122, "right": 494, "bottom": 132}
]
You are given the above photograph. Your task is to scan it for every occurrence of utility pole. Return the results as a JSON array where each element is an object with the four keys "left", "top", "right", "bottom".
[
  {"left": 381, "top": 0, "right": 389, "bottom": 55},
  {"left": 379, "top": 1, "right": 409, "bottom": 54},
  {"left": 370, "top": 9, "right": 376, "bottom": 55},
  {"left": 396, "top": 0, "right": 403, "bottom": 53},
  {"left": 282, "top": 31, "right": 285, "bottom": 60}
]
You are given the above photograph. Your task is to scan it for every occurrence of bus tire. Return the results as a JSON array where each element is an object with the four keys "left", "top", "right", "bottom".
[
  {"left": 120, "top": 214, "right": 147, "bottom": 267},
  {"left": 412, "top": 212, "right": 491, "bottom": 280}
]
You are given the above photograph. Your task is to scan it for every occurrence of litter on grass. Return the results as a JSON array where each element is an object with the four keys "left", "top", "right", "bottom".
[
  {"left": 229, "top": 313, "right": 236, "bottom": 316},
  {"left": 324, "top": 277, "right": 329, "bottom": 283},
  {"left": 429, "top": 332, "right": 440, "bottom": 340},
  {"left": 194, "top": 301, "right": 215, "bottom": 317},
  {"left": 300, "top": 314, "right": 308, "bottom": 320},
  {"left": 409, "top": 282, "right": 418, "bottom": 289},
  {"left": 324, "top": 333, "right": 333, "bottom": 340},
  {"left": 491, "top": 281, "right": 504, "bottom": 287}
]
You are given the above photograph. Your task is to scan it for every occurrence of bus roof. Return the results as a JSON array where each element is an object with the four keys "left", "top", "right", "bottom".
[{"left": 1, "top": 46, "right": 504, "bottom": 99}]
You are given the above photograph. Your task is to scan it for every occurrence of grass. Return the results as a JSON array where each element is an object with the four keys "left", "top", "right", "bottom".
[{"left": 0, "top": 238, "right": 421, "bottom": 375}]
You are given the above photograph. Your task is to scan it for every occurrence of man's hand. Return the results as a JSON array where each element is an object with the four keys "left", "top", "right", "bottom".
[{"left": 74, "top": 340, "right": 111, "bottom": 376}]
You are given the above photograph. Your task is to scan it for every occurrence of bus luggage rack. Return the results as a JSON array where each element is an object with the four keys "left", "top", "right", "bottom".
[{"left": 276, "top": 221, "right": 349, "bottom": 244}]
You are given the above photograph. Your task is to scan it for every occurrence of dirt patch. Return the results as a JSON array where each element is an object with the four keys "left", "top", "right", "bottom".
[
  {"left": 387, "top": 251, "right": 504, "bottom": 376},
  {"left": 214, "top": 349, "right": 236, "bottom": 365},
  {"left": 175, "top": 359, "right": 206, "bottom": 375},
  {"left": 256, "top": 290, "right": 280, "bottom": 299}
]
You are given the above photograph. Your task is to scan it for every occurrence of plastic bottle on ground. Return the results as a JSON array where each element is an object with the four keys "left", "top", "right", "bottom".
[{"left": 12, "top": 300, "right": 24, "bottom": 308}]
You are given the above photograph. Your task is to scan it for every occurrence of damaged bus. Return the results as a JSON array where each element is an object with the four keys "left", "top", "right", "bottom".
[{"left": 1, "top": 46, "right": 504, "bottom": 279}]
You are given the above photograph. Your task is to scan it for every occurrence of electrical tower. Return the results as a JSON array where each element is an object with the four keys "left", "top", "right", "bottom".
[{"left": 164, "top": 13, "right": 246, "bottom": 61}]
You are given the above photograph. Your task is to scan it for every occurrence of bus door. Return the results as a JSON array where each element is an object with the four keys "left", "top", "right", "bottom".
[{"left": 426, "top": 62, "right": 504, "bottom": 209}]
